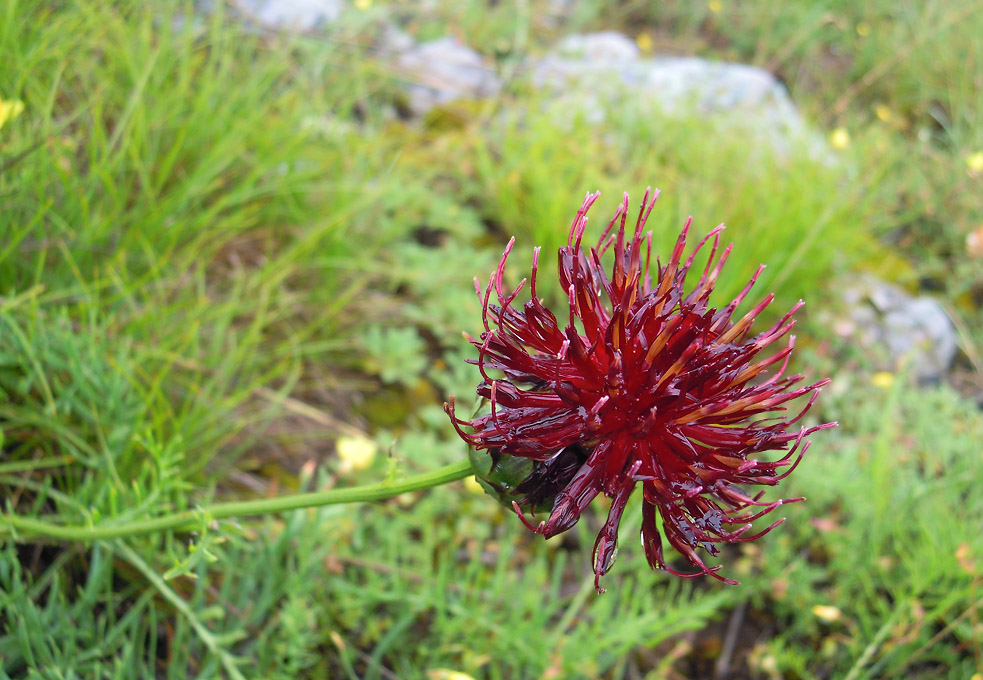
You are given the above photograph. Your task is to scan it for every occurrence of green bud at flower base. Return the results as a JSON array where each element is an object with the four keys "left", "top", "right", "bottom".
[
  {"left": 466, "top": 399, "right": 593, "bottom": 515},
  {"left": 468, "top": 445, "right": 536, "bottom": 509}
]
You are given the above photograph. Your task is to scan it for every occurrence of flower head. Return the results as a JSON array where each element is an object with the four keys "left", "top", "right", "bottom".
[{"left": 446, "top": 189, "right": 835, "bottom": 592}]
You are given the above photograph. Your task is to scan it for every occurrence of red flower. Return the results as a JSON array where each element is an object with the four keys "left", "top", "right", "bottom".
[{"left": 446, "top": 189, "right": 835, "bottom": 592}]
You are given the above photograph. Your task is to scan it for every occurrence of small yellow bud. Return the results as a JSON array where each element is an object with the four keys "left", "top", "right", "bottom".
[
  {"left": 829, "top": 127, "right": 850, "bottom": 151},
  {"left": 966, "top": 151, "right": 983, "bottom": 176},
  {"left": 336, "top": 435, "right": 378, "bottom": 473},
  {"left": 428, "top": 670, "right": 478, "bottom": 680},
  {"left": 0, "top": 97, "right": 26, "bottom": 130},
  {"left": 812, "top": 605, "right": 842, "bottom": 623},
  {"left": 871, "top": 372, "right": 894, "bottom": 389}
]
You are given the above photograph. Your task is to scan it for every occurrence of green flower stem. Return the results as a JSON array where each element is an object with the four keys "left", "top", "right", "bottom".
[{"left": 0, "top": 459, "right": 474, "bottom": 542}]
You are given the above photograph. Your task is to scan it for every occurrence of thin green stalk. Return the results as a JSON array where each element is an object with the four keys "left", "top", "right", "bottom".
[
  {"left": 115, "top": 540, "right": 246, "bottom": 680},
  {"left": 0, "top": 454, "right": 75, "bottom": 475},
  {"left": 0, "top": 460, "right": 474, "bottom": 542}
]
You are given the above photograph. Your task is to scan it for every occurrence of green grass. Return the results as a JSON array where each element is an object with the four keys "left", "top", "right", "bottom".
[
  {"left": 459, "top": 104, "right": 878, "bottom": 316},
  {"left": 1, "top": 0, "right": 981, "bottom": 678},
  {"left": 600, "top": 0, "right": 983, "bottom": 345}
]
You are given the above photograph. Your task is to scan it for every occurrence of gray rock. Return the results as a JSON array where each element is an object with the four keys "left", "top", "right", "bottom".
[
  {"left": 838, "top": 276, "right": 958, "bottom": 384},
  {"left": 234, "top": 0, "right": 344, "bottom": 31},
  {"left": 550, "top": 31, "right": 641, "bottom": 62},
  {"left": 376, "top": 24, "right": 415, "bottom": 56},
  {"left": 543, "top": 0, "right": 578, "bottom": 28},
  {"left": 529, "top": 32, "right": 826, "bottom": 158},
  {"left": 398, "top": 37, "right": 501, "bottom": 116}
]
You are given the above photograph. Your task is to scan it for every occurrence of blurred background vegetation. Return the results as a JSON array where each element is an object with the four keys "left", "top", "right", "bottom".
[{"left": 0, "top": 1, "right": 980, "bottom": 678}]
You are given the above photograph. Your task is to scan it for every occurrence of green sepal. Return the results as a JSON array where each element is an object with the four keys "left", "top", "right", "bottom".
[
  {"left": 468, "top": 444, "right": 534, "bottom": 509},
  {"left": 464, "top": 399, "right": 558, "bottom": 514}
]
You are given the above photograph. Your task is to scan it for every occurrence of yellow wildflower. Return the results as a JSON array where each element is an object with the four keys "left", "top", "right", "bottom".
[
  {"left": 874, "top": 104, "right": 892, "bottom": 123},
  {"left": 428, "top": 671, "right": 477, "bottom": 680},
  {"left": 0, "top": 97, "right": 25, "bottom": 130},
  {"left": 829, "top": 127, "right": 850, "bottom": 150},
  {"left": 812, "top": 605, "right": 842, "bottom": 623},
  {"left": 856, "top": 22, "right": 871, "bottom": 37},
  {"left": 708, "top": 0, "right": 723, "bottom": 14},
  {"left": 635, "top": 33, "right": 653, "bottom": 53},
  {"left": 336, "top": 434, "right": 377, "bottom": 473},
  {"left": 871, "top": 372, "right": 894, "bottom": 389},
  {"left": 967, "top": 150, "right": 983, "bottom": 177}
]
